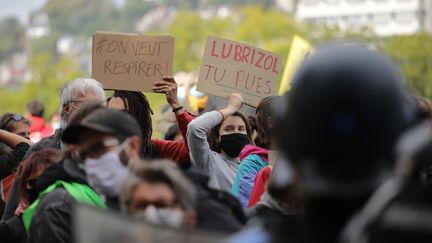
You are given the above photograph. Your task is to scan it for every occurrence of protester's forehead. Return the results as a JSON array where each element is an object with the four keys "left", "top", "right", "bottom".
[
  {"left": 133, "top": 181, "right": 177, "bottom": 200},
  {"left": 221, "top": 115, "right": 245, "bottom": 127}
]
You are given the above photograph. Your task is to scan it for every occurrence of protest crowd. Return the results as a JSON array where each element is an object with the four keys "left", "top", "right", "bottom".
[{"left": 1, "top": 34, "right": 432, "bottom": 243}]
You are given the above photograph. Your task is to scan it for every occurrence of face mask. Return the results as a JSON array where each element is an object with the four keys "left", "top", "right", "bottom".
[
  {"left": 220, "top": 133, "right": 250, "bottom": 158},
  {"left": 134, "top": 205, "right": 184, "bottom": 228},
  {"left": 84, "top": 150, "right": 129, "bottom": 198}
]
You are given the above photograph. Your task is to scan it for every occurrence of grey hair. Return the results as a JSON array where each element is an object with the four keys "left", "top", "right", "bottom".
[
  {"left": 59, "top": 78, "right": 105, "bottom": 128},
  {"left": 120, "top": 160, "right": 196, "bottom": 214}
]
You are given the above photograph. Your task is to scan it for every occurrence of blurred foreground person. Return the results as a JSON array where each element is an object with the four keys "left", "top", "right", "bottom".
[
  {"left": 120, "top": 160, "right": 197, "bottom": 228},
  {"left": 247, "top": 161, "right": 303, "bottom": 231},
  {"left": 0, "top": 148, "right": 61, "bottom": 243},
  {"left": 62, "top": 107, "right": 144, "bottom": 210},
  {"left": 341, "top": 123, "right": 432, "bottom": 243},
  {"left": 273, "top": 47, "right": 416, "bottom": 243},
  {"left": 24, "top": 104, "right": 109, "bottom": 243}
]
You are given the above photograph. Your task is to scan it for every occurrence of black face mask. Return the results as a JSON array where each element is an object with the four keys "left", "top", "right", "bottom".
[{"left": 220, "top": 133, "right": 250, "bottom": 158}]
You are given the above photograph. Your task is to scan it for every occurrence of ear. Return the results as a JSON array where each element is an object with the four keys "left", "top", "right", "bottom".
[{"left": 63, "top": 103, "right": 71, "bottom": 115}]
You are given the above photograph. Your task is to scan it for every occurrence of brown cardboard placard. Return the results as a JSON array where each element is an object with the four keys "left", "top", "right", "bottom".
[
  {"left": 92, "top": 32, "right": 174, "bottom": 92},
  {"left": 197, "top": 36, "right": 282, "bottom": 107}
]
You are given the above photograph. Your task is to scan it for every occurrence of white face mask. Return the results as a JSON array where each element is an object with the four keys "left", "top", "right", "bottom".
[
  {"left": 84, "top": 150, "right": 128, "bottom": 198},
  {"left": 135, "top": 205, "right": 184, "bottom": 228}
]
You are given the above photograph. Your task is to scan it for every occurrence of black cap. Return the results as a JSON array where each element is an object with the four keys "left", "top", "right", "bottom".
[{"left": 62, "top": 108, "right": 143, "bottom": 144}]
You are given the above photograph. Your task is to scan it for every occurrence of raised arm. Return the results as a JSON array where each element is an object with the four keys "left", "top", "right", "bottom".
[
  {"left": 153, "top": 76, "right": 195, "bottom": 143},
  {"left": 0, "top": 129, "right": 32, "bottom": 180},
  {"left": 0, "top": 129, "right": 32, "bottom": 148}
]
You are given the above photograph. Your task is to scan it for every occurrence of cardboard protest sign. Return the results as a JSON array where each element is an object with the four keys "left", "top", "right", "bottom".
[
  {"left": 197, "top": 36, "right": 282, "bottom": 107},
  {"left": 74, "top": 204, "right": 225, "bottom": 243},
  {"left": 92, "top": 31, "right": 174, "bottom": 92}
]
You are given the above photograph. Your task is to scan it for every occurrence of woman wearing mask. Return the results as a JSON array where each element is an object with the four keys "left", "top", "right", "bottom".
[
  {"left": 231, "top": 96, "right": 280, "bottom": 208},
  {"left": 187, "top": 93, "right": 252, "bottom": 192}
]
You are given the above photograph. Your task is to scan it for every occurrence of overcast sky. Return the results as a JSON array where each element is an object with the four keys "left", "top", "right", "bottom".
[
  {"left": 0, "top": 0, "right": 46, "bottom": 23},
  {"left": 0, "top": 0, "right": 129, "bottom": 24}
]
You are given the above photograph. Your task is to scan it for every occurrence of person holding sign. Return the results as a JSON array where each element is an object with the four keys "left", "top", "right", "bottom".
[
  {"left": 107, "top": 76, "right": 194, "bottom": 167},
  {"left": 187, "top": 93, "right": 252, "bottom": 192}
]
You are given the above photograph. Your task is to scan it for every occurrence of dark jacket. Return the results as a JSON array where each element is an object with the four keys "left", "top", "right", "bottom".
[
  {"left": 184, "top": 167, "right": 246, "bottom": 232},
  {"left": 0, "top": 215, "right": 27, "bottom": 243},
  {"left": 0, "top": 142, "right": 30, "bottom": 180},
  {"left": 1, "top": 129, "right": 62, "bottom": 222},
  {"left": 27, "top": 157, "right": 87, "bottom": 243}
]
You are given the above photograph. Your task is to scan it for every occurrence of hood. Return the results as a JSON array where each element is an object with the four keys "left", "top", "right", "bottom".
[
  {"left": 30, "top": 116, "right": 46, "bottom": 132},
  {"left": 239, "top": 144, "right": 269, "bottom": 162},
  {"left": 36, "top": 158, "right": 87, "bottom": 193}
]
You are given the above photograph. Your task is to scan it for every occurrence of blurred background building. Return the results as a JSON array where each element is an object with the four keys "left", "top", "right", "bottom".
[{"left": 296, "top": 0, "right": 432, "bottom": 36}]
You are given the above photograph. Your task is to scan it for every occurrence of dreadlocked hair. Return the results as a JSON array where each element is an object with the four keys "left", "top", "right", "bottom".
[{"left": 112, "top": 91, "right": 154, "bottom": 156}]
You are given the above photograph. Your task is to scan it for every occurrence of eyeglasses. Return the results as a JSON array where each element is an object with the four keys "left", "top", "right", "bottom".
[
  {"left": 1, "top": 115, "right": 24, "bottom": 130},
  {"left": 77, "top": 138, "right": 120, "bottom": 161}
]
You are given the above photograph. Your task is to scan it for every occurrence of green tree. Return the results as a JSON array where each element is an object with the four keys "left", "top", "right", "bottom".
[
  {"left": 379, "top": 33, "right": 432, "bottom": 98},
  {"left": 0, "top": 17, "right": 26, "bottom": 62},
  {"left": 44, "top": 0, "right": 120, "bottom": 37},
  {"left": 0, "top": 54, "right": 82, "bottom": 118}
]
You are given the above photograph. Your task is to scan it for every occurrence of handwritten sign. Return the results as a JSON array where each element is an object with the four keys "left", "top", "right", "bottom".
[
  {"left": 197, "top": 36, "right": 282, "bottom": 107},
  {"left": 92, "top": 32, "right": 174, "bottom": 92}
]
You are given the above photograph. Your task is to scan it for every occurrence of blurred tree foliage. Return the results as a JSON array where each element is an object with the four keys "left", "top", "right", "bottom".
[
  {"left": 0, "top": 17, "right": 26, "bottom": 62},
  {"left": 378, "top": 33, "right": 432, "bottom": 98},
  {"left": 157, "top": 6, "right": 338, "bottom": 74},
  {"left": 44, "top": 0, "right": 118, "bottom": 37},
  {"left": 0, "top": 54, "right": 82, "bottom": 118},
  {"left": 1, "top": 4, "right": 432, "bottom": 121}
]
